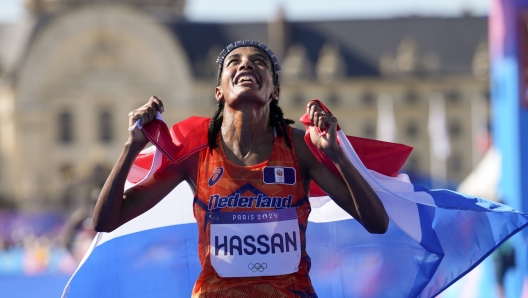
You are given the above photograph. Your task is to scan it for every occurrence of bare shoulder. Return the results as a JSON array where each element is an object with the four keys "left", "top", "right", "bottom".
[
  {"left": 291, "top": 127, "right": 319, "bottom": 173},
  {"left": 291, "top": 127, "right": 308, "bottom": 154}
]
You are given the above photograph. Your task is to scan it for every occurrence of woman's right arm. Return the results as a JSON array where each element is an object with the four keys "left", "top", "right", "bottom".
[{"left": 92, "top": 96, "right": 187, "bottom": 232}]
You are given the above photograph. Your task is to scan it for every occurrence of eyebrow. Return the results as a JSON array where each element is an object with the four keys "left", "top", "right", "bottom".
[
  {"left": 225, "top": 53, "right": 241, "bottom": 62},
  {"left": 224, "top": 53, "right": 271, "bottom": 64}
]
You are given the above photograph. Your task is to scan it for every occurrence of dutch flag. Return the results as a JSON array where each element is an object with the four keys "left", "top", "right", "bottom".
[{"left": 62, "top": 102, "right": 528, "bottom": 298}]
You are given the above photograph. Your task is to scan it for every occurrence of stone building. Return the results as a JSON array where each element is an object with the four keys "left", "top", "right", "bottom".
[{"left": 0, "top": 0, "right": 489, "bottom": 210}]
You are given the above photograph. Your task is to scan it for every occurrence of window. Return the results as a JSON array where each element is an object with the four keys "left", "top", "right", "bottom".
[
  {"left": 405, "top": 120, "right": 419, "bottom": 140},
  {"left": 448, "top": 120, "right": 462, "bottom": 139},
  {"left": 449, "top": 153, "right": 463, "bottom": 174},
  {"left": 293, "top": 93, "right": 304, "bottom": 107},
  {"left": 405, "top": 155, "right": 420, "bottom": 172},
  {"left": 405, "top": 91, "right": 419, "bottom": 105},
  {"left": 327, "top": 92, "right": 340, "bottom": 105},
  {"left": 58, "top": 111, "right": 73, "bottom": 144},
  {"left": 446, "top": 90, "right": 460, "bottom": 104},
  {"left": 99, "top": 110, "right": 113, "bottom": 143},
  {"left": 59, "top": 164, "right": 74, "bottom": 183},
  {"left": 362, "top": 92, "right": 375, "bottom": 106},
  {"left": 362, "top": 122, "right": 376, "bottom": 139}
]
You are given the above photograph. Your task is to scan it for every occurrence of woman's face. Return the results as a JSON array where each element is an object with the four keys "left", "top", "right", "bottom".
[{"left": 215, "top": 47, "right": 279, "bottom": 108}]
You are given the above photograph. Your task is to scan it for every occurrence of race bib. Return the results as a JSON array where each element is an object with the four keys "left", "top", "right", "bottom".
[{"left": 210, "top": 208, "right": 301, "bottom": 277}]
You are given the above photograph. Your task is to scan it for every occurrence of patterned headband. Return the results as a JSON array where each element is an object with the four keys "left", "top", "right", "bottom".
[{"left": 216, "top": 40, "right": 281, "bottom": 72}]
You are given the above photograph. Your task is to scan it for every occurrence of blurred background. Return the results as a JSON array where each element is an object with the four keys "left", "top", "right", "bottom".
[{"left": 0, "top": 0, "right": 525, "bottom": 297}]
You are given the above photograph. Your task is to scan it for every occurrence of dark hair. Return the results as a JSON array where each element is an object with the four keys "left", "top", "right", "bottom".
[{"left": 208, "top": 46, "right": 294, "bottom": 153}]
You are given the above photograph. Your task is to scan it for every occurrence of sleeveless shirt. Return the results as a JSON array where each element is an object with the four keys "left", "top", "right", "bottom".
[{"left": 191, "top": 127, "right": 317, "bottom": 297}]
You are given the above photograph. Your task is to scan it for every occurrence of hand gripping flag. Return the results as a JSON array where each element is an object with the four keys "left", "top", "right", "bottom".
[{"left": 62, "top": 104, "right": 528, "bottom": 298}]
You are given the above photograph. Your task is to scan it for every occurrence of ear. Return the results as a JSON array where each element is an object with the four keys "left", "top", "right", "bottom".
[
  {"left": 215, "top": 86, "right": 224, "bottom": 102},
  {"left": 271, "top": 86, "right": 280, "bottom": 101}
]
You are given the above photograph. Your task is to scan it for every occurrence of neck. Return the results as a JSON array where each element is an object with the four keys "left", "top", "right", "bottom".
[{"left": 220, "top": 102, "right": 274, "bottom": 162}]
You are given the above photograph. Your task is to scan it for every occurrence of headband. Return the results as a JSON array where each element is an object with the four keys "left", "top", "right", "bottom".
[{"left": 216, "top": 40, "right": 281, "bottom": 72}]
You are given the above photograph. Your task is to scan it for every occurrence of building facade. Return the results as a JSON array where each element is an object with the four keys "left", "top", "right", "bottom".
[{"left": 0, "top": 1, "right": 489, "bottom": 210}]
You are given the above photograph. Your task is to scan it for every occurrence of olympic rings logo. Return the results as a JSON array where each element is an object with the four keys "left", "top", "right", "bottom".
[{"left": 248, "top": 263, "right": 268, "bottom": 272}]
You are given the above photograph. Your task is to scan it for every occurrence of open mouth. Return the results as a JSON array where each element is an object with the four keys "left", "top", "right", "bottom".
[{"left": 235, "top": 74, "right": 259, "bottom": 86}]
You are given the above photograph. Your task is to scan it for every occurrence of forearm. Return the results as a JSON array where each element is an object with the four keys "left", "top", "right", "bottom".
[
  {"left": 304, "top": 101, "right": 388, "bottom": 233},
  {"left": 93, "top": 141, "right": 145, "bottom": 232},
  {"left": 328, "top": 148, "right": 389, "bottom": 234}
]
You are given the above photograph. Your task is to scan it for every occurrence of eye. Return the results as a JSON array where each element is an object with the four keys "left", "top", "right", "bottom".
[
  {"left": 255, "top": 58, "right": 268, "bottom": 66},
  {"left": 226, "top": 58, "right": 239, "bottom": 66}
]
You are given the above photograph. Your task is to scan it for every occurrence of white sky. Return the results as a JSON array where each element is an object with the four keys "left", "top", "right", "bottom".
[{"left": 0, "top": 0, "right": 489, "bottom": 24}]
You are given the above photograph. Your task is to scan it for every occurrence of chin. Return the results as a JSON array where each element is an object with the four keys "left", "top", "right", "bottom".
[
  {"left": 231, "top": 90, "right": 268, "bottom": 103},
  {"left": 229, "top": 95, "right": 269, "bottom": 108}
]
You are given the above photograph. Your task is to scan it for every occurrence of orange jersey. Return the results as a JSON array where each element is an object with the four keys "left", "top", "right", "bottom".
[{"left": 192, "top": 128, "right": 317, "bottom": 298}]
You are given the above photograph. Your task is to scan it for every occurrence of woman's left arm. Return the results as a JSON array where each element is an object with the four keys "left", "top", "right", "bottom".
[{"left": 295, "top": 102, "right": 389, "bottom": 234}]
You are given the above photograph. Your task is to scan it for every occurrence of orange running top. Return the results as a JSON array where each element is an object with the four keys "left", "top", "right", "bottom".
[{"left": 192, "top": 127, "right": 317, "bottom": 298}]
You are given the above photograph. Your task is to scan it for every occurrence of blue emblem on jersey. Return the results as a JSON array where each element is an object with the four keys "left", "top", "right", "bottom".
[{"left": 208, "top": 167, "right": 224, "bottom": 187}]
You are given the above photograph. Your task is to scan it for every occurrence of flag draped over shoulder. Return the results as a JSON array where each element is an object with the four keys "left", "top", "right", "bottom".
[{"left": 62, "top": 103, "right": 528, "bottom": 298}]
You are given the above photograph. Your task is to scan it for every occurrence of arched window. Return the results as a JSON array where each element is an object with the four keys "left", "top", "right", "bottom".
[
  {"left": 58, "top": 111, "right": 73, "bottom": 144},
  {"left": 99, "top": 110, "right": 113, "bottom": 143}
]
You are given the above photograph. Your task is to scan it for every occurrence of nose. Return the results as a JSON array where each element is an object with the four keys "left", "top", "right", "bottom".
[{"left": 238, "top": 58, "right": 255, "bottom": 70}]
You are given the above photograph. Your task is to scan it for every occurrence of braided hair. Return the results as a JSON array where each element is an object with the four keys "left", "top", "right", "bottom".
[{"left": 208, "top": 42, "right": 294, "bottom": 153}]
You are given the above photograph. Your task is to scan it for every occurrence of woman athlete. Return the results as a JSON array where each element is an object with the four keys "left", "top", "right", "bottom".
[{"left": 92, "top": 40, "right": 388, "bottom": 297}]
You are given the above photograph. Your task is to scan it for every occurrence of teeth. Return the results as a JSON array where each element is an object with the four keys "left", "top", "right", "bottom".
[{"left": 237, "top": 75, "right": 256, "bottom": 84}]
